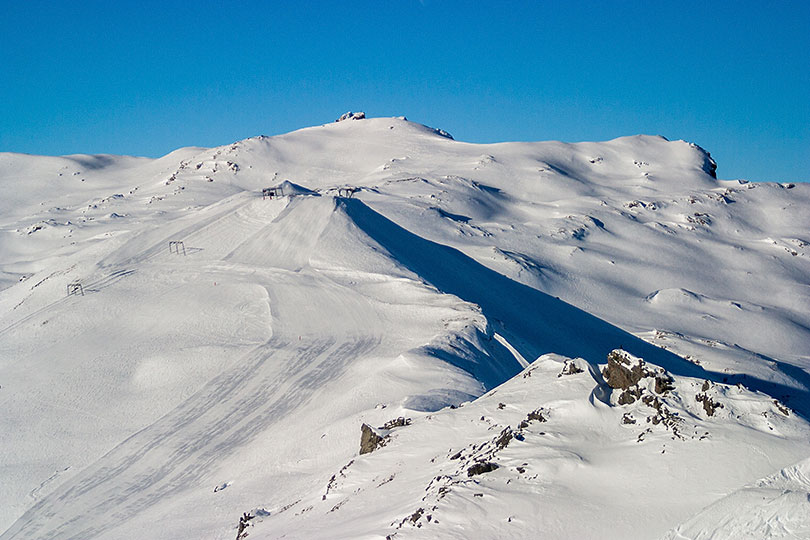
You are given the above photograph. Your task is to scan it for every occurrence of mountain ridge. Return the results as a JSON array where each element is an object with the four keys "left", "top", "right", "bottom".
[{"left": 0, "top": 117, "right": 808, "bottom": 539}]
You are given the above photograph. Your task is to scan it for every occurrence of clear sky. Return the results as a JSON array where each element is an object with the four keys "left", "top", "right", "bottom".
[{"left": 1, "top": 1, "right": 808, "bottom": 182}]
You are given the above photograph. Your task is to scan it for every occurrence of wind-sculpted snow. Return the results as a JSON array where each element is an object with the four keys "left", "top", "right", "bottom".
[
  {"left": 661, "top": 457, "right": 810, "bottom": 540},
  {"left": 0, "top": 117, "right": 808, "bottom": 539}
]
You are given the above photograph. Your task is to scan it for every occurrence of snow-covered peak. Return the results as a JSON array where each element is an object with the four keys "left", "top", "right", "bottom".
[{"left": 0, "top": 118, "right": 808, "bottom": 540}]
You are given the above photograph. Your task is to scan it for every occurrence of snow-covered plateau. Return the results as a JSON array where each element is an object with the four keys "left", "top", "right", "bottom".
[{"left": 0, "top": 116, "right": 808, "bottom": 540}]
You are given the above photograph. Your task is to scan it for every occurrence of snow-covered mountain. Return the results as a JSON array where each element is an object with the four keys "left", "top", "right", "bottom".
[{"left": 0, "top": 116, "right": 808, "bottom": 540}]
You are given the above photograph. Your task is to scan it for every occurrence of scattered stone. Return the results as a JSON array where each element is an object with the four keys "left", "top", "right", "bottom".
[
  {"left": 323, "top": 460, "right": 354, "bottom": 500},
  {"left": 622, "top": 413, "right": 636, "bottom": 425},
  {"left": 329, "top": 498, "right": 350, "bottom": 513},
  {"left": 637, "top": 427, "right": 652, "bottom": 443}
]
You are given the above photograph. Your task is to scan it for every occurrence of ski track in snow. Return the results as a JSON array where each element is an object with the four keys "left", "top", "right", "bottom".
[{"left": 5, "top": 321, "right": 380, "bottom": 539}]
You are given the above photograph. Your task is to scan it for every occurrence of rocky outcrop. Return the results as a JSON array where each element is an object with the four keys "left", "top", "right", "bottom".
[
  {"left": 381, "top": 417, "right": 411, "bottom": 430},
  {"left": 603, "top": 350, "right": 674, "bottom": 405},
  {"left": 696, "top": 392, "right": 723, "bottom": 416},
  {"left": 336, "top": 111, "right": 366, "bottom": 122},
  {"left": 360, "top": 423, "right": 385, "bottom": 455},
  {"left": 235, "top": 512, "right": 254, "bottom": 540},
  {"left": 558, "top": 359, "right": 584, "bottom": 377},
  {"left": 467, "top": 462, "right": 499, "bottom": 477},
  {"left": 603, "top": 350, "right": 648, "bottom": 390}
]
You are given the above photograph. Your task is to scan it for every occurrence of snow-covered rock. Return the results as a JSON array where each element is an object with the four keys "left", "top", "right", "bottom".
[{"left": 336, "top": 111, "right": 366, "bottom": 122}]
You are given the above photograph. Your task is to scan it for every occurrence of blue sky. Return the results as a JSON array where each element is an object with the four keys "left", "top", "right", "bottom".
[{"left": 1, "top": 1, "right": 808, "bottom": 182}]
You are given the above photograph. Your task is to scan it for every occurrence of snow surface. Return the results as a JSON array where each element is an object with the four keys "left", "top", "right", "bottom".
[{"left": 0, "top": 116, "right": 808, "bottom": 539}]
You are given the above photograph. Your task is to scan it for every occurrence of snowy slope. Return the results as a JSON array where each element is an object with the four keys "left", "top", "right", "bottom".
[
  {"left": 255, "top": 353, "right": 807, "bottom": 540},
  {"left": 662, "top": 456, "right": 810, "bottom": 540},
  {"left": 0, "top": 116, "right": 808, "bottom": 539}
]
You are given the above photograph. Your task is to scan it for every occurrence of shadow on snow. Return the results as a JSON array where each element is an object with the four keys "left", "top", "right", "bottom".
[{"left": 341, "top": 198, "right": 810, "bottom": 420}]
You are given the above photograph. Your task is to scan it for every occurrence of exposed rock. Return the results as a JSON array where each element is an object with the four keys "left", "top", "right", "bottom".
[
  {"left": 696, "top": 393, "right": 723, "bottom": 416},
  {"left": 235, "top": 512, "right": 254, "bottom": 540},
  {"left": 618, "top": 387, "right": 642, "bottom": 405},
  {"left": 526, "top": 408, "right": 547, "bottom": 423},
  {"left": 336, "top": 111, "right": 366, "bottom": 122},
  {"left": 494, "top": 427, "right": 513, "bottom": 450},
  {"left": 558, "top": 359, "right": 584, "bottom": 377},
  {"left": 323, "top": 460, "right": 354, "bottom": 499},
  {"left": 604, "top": 350, "right": 673, "bottom": 404},
  {"left": 654, "top": 374, "right": 675, "bottom": 394},
  {"left": 467, "top": 462, "right": 499, "bottom": 477},
  {"left": 432, "top": 127, "right": 454, "bottom": 140},
  {"left": 360, "top": 423, "right": 385, "bottom": 454},
  {"left": 774, "top": 400, "right": 791, "bottom": 416},
  {"left": 603, "top": 350, "right": 647, "bottom": 390},
  {"left": 380, "top": 417, "right": 411, "bottom": 430}
]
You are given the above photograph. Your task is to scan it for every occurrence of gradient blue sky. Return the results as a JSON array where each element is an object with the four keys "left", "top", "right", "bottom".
[{"left": 1, "top": 1, "right": 808, "bottom": 182}]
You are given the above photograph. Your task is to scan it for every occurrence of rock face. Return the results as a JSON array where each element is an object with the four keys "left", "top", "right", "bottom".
[
  {"left": 360, "top": 423, "right": 384, "bottom": 455},
  {"left": 336, "top": 111, "right": 366, "bottom": 122}
]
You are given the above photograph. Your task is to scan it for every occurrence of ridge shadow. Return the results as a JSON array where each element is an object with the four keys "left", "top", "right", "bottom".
[{"left": 340, "top": 198, "right": 810, "bottom": 419}]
